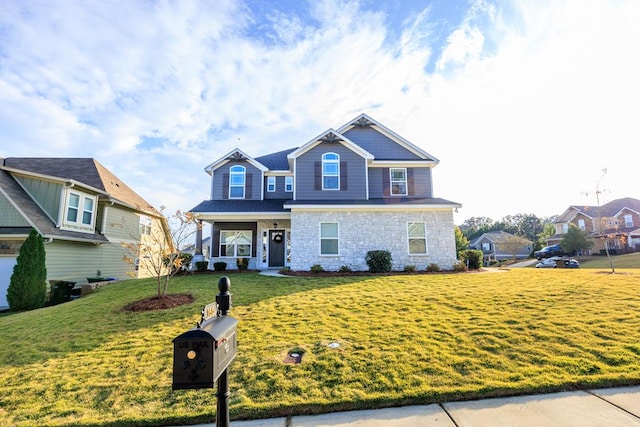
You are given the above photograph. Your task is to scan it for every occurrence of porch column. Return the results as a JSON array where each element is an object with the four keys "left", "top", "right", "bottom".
[{"left": 195, "top": 220, "right": 203, "bottom": 256}]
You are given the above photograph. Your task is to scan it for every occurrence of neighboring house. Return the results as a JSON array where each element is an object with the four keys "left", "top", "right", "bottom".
[
  {"left": 0, "top": 157, "right": 172, "bottom": 309},
  {"left": 469, "top": 231, "right": 533, "bottom": 265},
  {"left": 190, "top": 114, "right": 461, "bottom": 272},
  {"left": 548, "top": 197, "right": 640, "bottom": 255},
  {"left": 183, "top": 236, "right": 211, "bottom": 259}
]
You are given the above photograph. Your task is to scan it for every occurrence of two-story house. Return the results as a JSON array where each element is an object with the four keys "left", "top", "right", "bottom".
[
  {"left": 548, "top": 197, "right": 640, "bottom": 254},
  {"left": 190, "top": 114, "right": 461, "bottom": 272},
  {"left": 0, "top": 158, "right": 172, "bottom": 309}
]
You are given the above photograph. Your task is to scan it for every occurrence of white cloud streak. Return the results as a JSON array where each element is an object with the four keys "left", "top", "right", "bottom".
[{"left": 1, "top": 0, "right": 638, "bottom": 222}]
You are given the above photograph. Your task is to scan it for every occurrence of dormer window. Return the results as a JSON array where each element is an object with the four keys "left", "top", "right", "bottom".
[
  {"left": 322, "top": 153, "right": 339, "bottom": 190},
  {"left": 229, "top": 165, "right": 246, "bottom": 199},
  {"left": 62, "top": 190, "right": 96, "bottom": 232},
  {"left": 390, "top": 168, "right": 407, "bottom": 196}
]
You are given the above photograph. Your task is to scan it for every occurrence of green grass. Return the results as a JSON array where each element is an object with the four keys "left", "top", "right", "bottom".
[
  {"left": 2, "top": 269, "right": 640, "bottom": 426},
  {"left": 579, "top": 252, "right": 640, "bottom": 269}
]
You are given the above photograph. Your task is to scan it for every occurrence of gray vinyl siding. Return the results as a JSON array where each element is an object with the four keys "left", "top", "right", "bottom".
[
  {"left": 295, "top": 143, "right": 367, "bottom": 200},
  {"left": 343, "top": 127, "right": 424, "bottom": 160},
  {"left": 211, "top": 161, "right": 262, "bottom": 201},
  {"left": 15, "top": 176, "right": 63, "bottom": 221},
  {"left": 0, "top": 192, "right": 30, "bottom": 226},
  {"left": 368, "top": 167, "right": 433, "bottom": 198},
  {"left": 264, "top": 176, "right": 293, "bottom": 200}
]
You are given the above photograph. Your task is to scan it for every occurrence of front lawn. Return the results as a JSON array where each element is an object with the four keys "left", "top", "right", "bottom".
[{"left": 1, "top": 269, "right": 640, "bottom": 426}]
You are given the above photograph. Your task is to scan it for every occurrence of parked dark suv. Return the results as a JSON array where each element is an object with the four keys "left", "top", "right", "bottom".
[{"left": 534, "top": 245, "right": 565, "bottom": 260}]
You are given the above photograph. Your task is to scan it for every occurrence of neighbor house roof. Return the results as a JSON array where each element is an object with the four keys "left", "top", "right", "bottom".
[{"left": 2, "top": 157, "right": 161, "bottom": 217}]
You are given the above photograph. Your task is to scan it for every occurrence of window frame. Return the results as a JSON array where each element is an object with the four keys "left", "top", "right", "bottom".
[
  {"left": 322, "top": 153, "right": 340, "bottom": 190},
  {"left": 407, "top": 221, "right": 428, "bottom": 255},
  {"left": 624, "top": 214, "right": 633, "bottom": 228},
  {"left": 578, "top": 219, "right": 585, "bottom": 230},
  {"left": 285, "top": 176, "right": 293, "bottom": 192},
  {"left": 320, "top": 222, "right": 339, "bottom": 255},
  {"left": 229, "top": 165, "right": 246, "bottom": 199},
  {"left": 390, "top": 168, "right": 408, "bottom": 196},
  {"left": 267, "top": 176, "right": 276, "bottom": 192},
  {"left": 219, "top": 230, "right": 252, "bottom": 258},
  {"left": 62, "top": 190, "right": 97, "bottom": 232},
  {"left": 139, "top": 215, "right": 152, "bottom": 236}
]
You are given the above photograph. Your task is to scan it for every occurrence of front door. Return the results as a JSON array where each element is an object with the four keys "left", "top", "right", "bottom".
[{"left": 268, "top": 230, "right": 285, "bottom": 267}]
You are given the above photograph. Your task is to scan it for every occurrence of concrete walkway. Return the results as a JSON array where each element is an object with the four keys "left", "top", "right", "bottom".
[{"left": 184, "top": 386, "right": 640, "bottom": 426}]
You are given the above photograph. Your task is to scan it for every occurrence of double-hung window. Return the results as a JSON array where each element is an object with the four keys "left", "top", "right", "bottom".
[
  {"left": 320, "top": 222, "right": 339, "bottom": 255},
  {"left": 407, "top": 222, "right": 427, "bottom": 255},
  {"left": 63, "top": 190, "right": 96, "bottom": 231},
  {"left": 390, "top": 168, "right": 407, "bottom": 195},
  {"left": 139, "top": 216, "right": 152, "bottom": 235},
  {"left": 322, "top": 153, "right": 339, "bottom": 190},
  {"left": 267, "top": 176, "right": 276, "bottom": 192},
  {"left": 229, "top": 166, "right": 246, "bottom": 199},
  {"left": 578, "top": 219, "right": 585, "bottom": 230},
  {"left": 285, "top": 176, "right": 293, "bottom": 192},
  {"left": 625, "top": 214, "right": 633, "bottom": 227},
  {"left": 220, "top": 231, "right": 252, "bottom": 257}
]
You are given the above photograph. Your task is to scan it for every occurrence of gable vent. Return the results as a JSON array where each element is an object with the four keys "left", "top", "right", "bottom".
[{"left": 319, "top": 132, "right": 343, "bottom": 143}]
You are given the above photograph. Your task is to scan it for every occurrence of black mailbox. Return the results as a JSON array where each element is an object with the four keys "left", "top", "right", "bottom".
[{"left": 172, "top": 315, "right": 238, "bottom": 390}]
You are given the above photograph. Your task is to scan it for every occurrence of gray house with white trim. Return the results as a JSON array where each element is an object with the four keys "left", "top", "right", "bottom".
[{"left": 190, "top": 114, "right": 461, "bottom": 271}]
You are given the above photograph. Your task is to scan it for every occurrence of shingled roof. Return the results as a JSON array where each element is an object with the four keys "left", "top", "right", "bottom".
[{"left": 2, "top": 157, "right": 160, "bottom": 217}]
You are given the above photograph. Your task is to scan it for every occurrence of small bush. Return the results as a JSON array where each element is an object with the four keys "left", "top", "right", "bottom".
[
  {"left": 365, "top": 250, "right": 392, "bottom": 273},
  {"left": 426, "top": 263, "right": 441, "bottom": 272},
  {"left": 195, "top": 261, "right": 208, "bottom": 272},
  {"left": 403, "top": 265, "right": 416, "bottom": 273},
  {"left": 452, "top": 261, "right": 468, "bottom": 272},
  {"left": 236, "top": 258, "right": 249, "bottom": 271},
  {"left": 279, "top": 266, "right": 292, "bottom": 274},
  {"left": 310, "top": 264, "right": 325, "bottom": 273},
  {"left": 338, "top": 265, "right": 352, "bottom": 273},
  {"left": 459, "top": 249, "right": 483, "bottom": 270},
  {"left": 213, "top": 262, "right": 227, "bottom": 272}
]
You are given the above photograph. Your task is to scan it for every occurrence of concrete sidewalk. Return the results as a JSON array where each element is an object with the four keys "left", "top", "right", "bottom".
[{"left": 217, "top": 385, "right": 640, "bottom": 426}]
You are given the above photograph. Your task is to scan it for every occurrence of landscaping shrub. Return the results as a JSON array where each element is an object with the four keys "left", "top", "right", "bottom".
[
  {"left": 459, "top": 249, "right": 483, "bottom": 270},
  {"left": 404, "top": 265, "right": 416, "bottom": 273},
  {"left": 213, "top": 262, "right": 227, "bottom": 271},
  {"left": 236, "top": 258, "right": 249, "bottom": 271},
  {"left": 195, "top": 261, "right": 208, "bottom": 272},
  {"left": 426, "top": 263, "right": 441, "bottom": 272},
  {"left": 310, "top": 264, "right": 325, "bottom": 273},
  {"left": 365, "top": 250, "right": 392, "bottom": 273},
  {"left": 279, "top": 266, "right": 292, "bottom": 274},
  {"left": 452, "top": 261, "right": 468, "bottom": 272},
  {"left": 338, "top": 265, "right": 352, "bottom": 273},
  {"left": 7, "top": 229, "right": 47, "bottom": 311}
]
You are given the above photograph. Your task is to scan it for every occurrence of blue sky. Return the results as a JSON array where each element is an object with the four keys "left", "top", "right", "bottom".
[{"left": 1, "top": 0, "right": 639, "bottom": 224}]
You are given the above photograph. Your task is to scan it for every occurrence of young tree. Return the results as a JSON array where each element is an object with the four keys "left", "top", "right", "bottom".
[
  {"left": 560, "top": 224, "right": 594, "bottom": 256},
  {"left": 583, "top": 168, "right": 617, "bottom": 273},
  {"left": 537, "top": 223, "right": 556, "bottom": 249},
  {"left": 501, "top": 234, "right": 531, "bottom": 260},
  {"left": 7, "top": 228, "right": 47, "bottom": 311},
  {"left": 454, "top": 226, "right": 469, "bottom": 258},
  {"left": 121, "top": 209, "right": 196, "bottom": 299}
]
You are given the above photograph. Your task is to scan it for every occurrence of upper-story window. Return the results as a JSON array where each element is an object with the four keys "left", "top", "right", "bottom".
[
  {"left": 562, "top": 223, "right": 569, "bottom": 233},
  {"left": 285, "top": 176, "right": 293, "bottom": 192},
  {"left": 267, "top": 176, "right": 276, "bottom": 192},
  {"left": 322, "top": 153, "right": 339, "bottom": 190},
  {"left": 63, "top": 190, "right": 96, "bottom": 232},
  {"left": 390, "top": 168, "right": 407, "bottom": 196},
  {"left": 624, "top": 214, "right": 633, "bottom": 227},
  {"left": 229, "top": 165, "right": 246, "bottom": 199},
  {"left": 578, "top": 219, "right": 585, "bottom": 230},
  {"left": 139, "top": 215, "right": 152, "bottom": 236}
]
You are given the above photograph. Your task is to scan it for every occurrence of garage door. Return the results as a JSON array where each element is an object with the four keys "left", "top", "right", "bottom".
[{"left": 0, "top": 256, "right": 17, "bottom": 309}]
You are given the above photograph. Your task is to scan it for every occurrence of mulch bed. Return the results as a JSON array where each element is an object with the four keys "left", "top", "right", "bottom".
[{"left": 123, "top": 293, "right": 194, "bottom": 312}]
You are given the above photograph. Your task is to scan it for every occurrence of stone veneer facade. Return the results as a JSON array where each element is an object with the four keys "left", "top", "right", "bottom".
[{"left": 289, "top": 209, "right": 457, "bottom": 272}]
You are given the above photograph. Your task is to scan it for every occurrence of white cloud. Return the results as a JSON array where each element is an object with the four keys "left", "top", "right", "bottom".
[{"left": 1, "top": 0, "right": 638, "bottom": 223}]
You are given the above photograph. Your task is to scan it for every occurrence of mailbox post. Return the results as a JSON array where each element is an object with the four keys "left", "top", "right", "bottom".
[{"left": 172, "top": 276, "right": 237, "bottom": 427}]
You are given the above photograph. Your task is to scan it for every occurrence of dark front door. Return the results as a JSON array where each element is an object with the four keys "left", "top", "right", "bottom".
[{"left": 268, "top": 230, "right": 285, "bottom": 267}]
